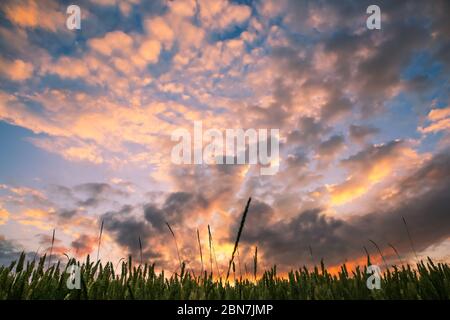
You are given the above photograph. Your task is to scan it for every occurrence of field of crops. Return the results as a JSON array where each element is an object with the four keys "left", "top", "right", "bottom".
[{"left": 1, "top": 253, "right": 449, "bottom": 300}]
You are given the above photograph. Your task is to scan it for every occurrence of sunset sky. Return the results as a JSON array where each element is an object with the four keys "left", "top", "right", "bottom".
[{"left": 0, "top": 0, "right": 449, "bottom": 274}]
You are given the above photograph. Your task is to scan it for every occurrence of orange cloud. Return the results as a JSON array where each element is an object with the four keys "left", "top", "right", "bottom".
[
  {"left": 199, "top": 0, "right": 251, "bottom": 30},
  {"left": 328, "top": 178, "right": 368, "bottom": 206},
  {"left": 71, "top": 234, "right": 97, "bottom": 257},
  {"left": 138, "top": 40, "right": 161, "bottom": 64},
  {"left": 168, "top": 0, "right": 197, "bottom": 18},
  {"left": 41, "top": 56, "right": 89, "bottom": 79},
  {"left": 16, "top": 219, "right": 53, "bottom": 231},
  {"left": 420, "top": 107, "right": 450, "bottom": 134},
  {"left": 23, "top": 208, "right": 50, "bottom": 219},
  {"left": 88, "top": 31, "right": 134, "bottom": 56},
  {"left": 90, "top": 0, "right": 140, "bottom": 16},
  {"left": 2, "top": 0, "right": 64, "bottom": 32},
  {"left": 144, "top": 17, "right": 175, "bottom": 49},
  {"left": 0, "top": 208, "right": 9, "bottom": 225},
  {"left": 328, "top": 141, "right": 420, "bottom": 206},
  {"left": 0, "top": 58, "right": 34, "bottom": 81},
  {"left": 12, "top": 208, "right": 54, "bottom": 231},
  {"left": 428, "top": 107, "right": 450, "bottom": 121}
]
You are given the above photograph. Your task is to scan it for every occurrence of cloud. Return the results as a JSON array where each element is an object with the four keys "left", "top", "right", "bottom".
[
  {"left": 90, "top": 0, "right": 141, "bottom": 16},
  {"left": 101, "top": 205, "right": 160, "bottom": 260},
  {"left": 0, "top": 235, "right": 23, "bottom": 266},
  {"left": 36, "top": 232, "right": 68, "bottom": 256},
  {"left": 88, "top": 31, "right": 134, "bottom": 56},
  {"left": 138, "top": 40, "right": 161, "bottom": 64},
  {"left": 168, "top": 0, "right": 197, "bottom": 18},
  {"left": 144, "top": 17, "right": 174, "bottom": 49},
  {"left": 237, "top": 150, "right": 450, "bottom": 268},
  {"left": 0, "top": 58, "right": 34, "bottom": 81},
  {"left": 199, "top": 0, "right": 251, "bottom": 30},
  {"left": 0, "top": 208, "right": 9, "bottom": 225},
  {"left": 73, "top": 182, "right": 129, "bottom": 207},
  {"left": 14, "top": 208, "right": 54, "bottom": 231},
  {"left": 58, "top": 209, "right": 79, "bottom": 220},
  {"left": 41, "top": 56, "right": 90, "bottom": 79},
  {"left": 328, "top": 140, "right": 418, "bottom": 205},
  {"left": 420, "top": 106, "right": 450, "bottom": 134},
  {"left": 0, "top": 183, "right": 99, "bottom": 235},
  {"left": 144, "top": 192, "right": 209, "bottom": 231},
  {"left": 316, "top": 134, "right": 345, "bottom": 167},
  {"left": 349, "top": 125, "right": 380, "bottom": 144},
  {"left": 31, "top": 137, "right": 104, "bottom": 164},
  {"left": 287, "top": 117, "right": 329, "bottom": 145},
  {"left": 71, "top": 234, "right": 97, "bottom": 257},
  {"left": 1, "top": 0, "right": 64, "bottom": 32}
]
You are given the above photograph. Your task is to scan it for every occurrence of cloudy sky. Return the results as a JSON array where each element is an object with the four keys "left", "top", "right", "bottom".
[{"left": 0, "top": 0, "right": 449, "bottom": 273}]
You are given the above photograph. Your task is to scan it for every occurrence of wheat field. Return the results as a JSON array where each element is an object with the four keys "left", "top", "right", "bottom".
[{"left": 1, "top": 252, "right": 449, "bottom": 300}]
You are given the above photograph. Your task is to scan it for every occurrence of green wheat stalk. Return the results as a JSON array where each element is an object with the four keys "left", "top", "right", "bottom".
[
  {"left": 96, "top": 220, "right": 104, "bottom": 261},
  {"left": 197, "top": 228, "right": 204, "bottom": 275},
  {"left": 226, "top": 197, "right": 251, "bottom": 281},
  {"left": 166, "top": 222, "right": 182, "bottom": 271}
]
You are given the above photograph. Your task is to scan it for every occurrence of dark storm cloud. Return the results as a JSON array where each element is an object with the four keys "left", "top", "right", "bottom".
[
  {"left": 230, "top": 199, "right": 274, "bottom": 240},
  {"left": 235, "top": 150, "right": 450, "bottom": 267},
  {"left": 144, "top": 205, "right": 165, "bottom": 231},
  {"left": 340, "top": 140, "right": 404, "bottom": 170},
  {"left": 73, "top": 182, "right": 129, "bottom": 207},
  {"left": 144, "top": 192, "right": 209, "bottom": 231},
  {"left": 317, "top": 135, "right": 345, "bottom": 157},
  {"left": 168, "top": 161, "right": 245, "bottom": 209},
  {"left": 71, "top": 234, "right": 97, "bottom": 256},
  {"left": 287, "top": 117, "right": 329, "bottom": 145},
  {"left": 397, "top": 151, "right": 450, "bottom": 195},
  {"left": 320, "top": 94, "right": 353, "bottom": 121},
  {"left": 0, "top": 235, "right": 23, "bottom": 266},
  {"left": 101, "top": 205, "right": 160, "bottom": 259},
  {"left": 58, "top": 209, "right": 79, "bottom": 220},
  {"left": 349, "top": 125, "right": 380, "bottom": 144}
]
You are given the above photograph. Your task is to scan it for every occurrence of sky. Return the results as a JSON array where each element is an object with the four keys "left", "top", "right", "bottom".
[{"left": 0, "top": 0, "right": 449, "bottom": 274}]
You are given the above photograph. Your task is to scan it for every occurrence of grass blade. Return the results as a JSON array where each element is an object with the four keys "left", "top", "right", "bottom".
[
  {"left": 139, "top": 236, "right": 143, "bottom": 265},
  {"left": 388, "top": 243, "right": 404, "bottom": 265},
  {"left": 226, "top": 197, "right": 251, "bottom": 280},
  {"left": 166, "top": 222, "right": 182, "bottom": 271},
  {"left": 208, "top": 225, "right": 221, "bottom": 278},
  {"left": 369, "top": 239, "right": 388, "bottom": 270},
  {"left": 197, "top": 228, "right": 204, "bottom": 275},
  {"left": 402, "top": 216, "right": 419, "bottom": 261},
  {"left": 208, "top": 225, "right": 213, "bottom": 275},
  {"left": 253, "top": 246, "right": 258, "bottom": 281},
  {"left": 96, "top": 220, "right": 104, "bottom": 261},
  {"left": 47, "top": 229, "right": 55, "bottom": 269}
]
